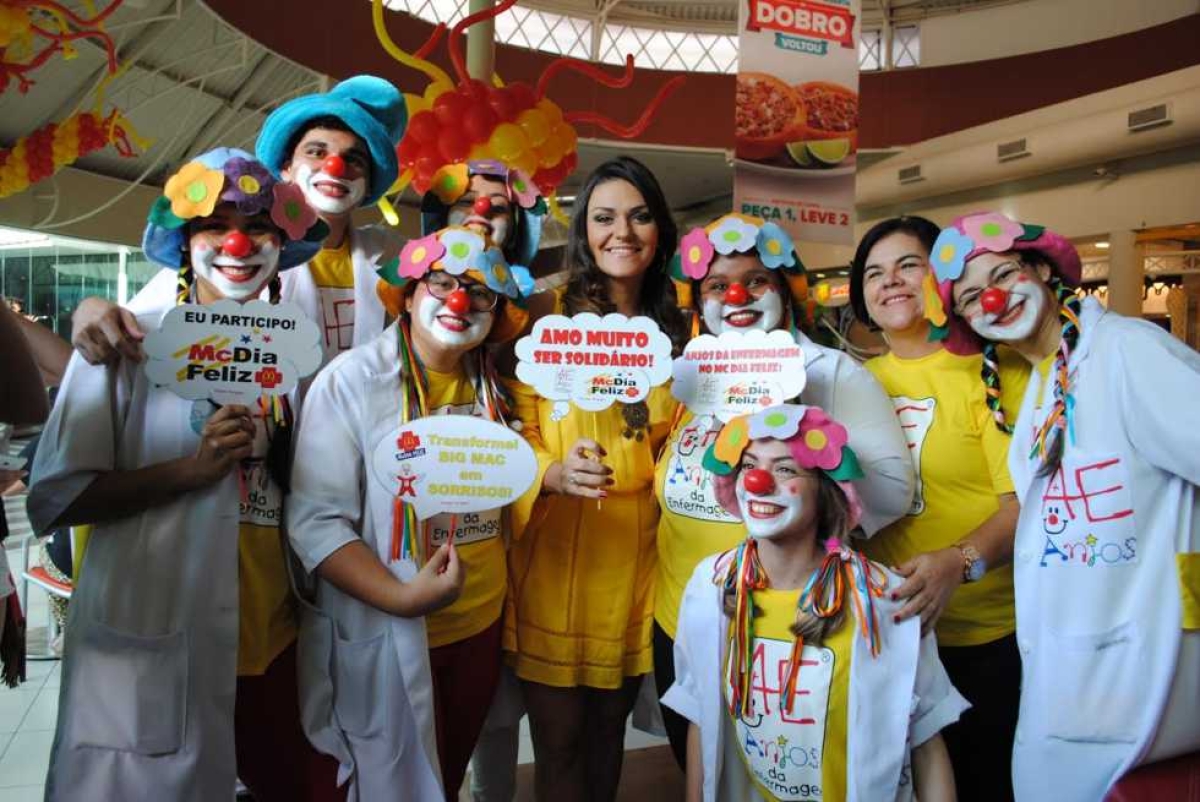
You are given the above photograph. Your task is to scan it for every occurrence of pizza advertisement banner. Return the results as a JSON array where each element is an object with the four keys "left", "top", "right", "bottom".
[{"left": 734, "top": 0, "right": 861, "bottom": 245}]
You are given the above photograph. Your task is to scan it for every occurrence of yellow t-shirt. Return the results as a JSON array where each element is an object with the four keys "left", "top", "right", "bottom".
[
  {"left": 863, "top": 347, "right": 1029, "bottom": 647},
  {"left": 307, "top": 240, "right": 356, "bottom": 363},
  {"left": 721, "top": 587, "right": 851, "bottom": 802},
  {"left": 236, "top": 414, "right": 297, "bottom": 675},
  {"left": 423, "top": 365, "right": 508, "bottom": 648},
  {"left": 655, "top": 410, "right": 742, "bottom": 639}
]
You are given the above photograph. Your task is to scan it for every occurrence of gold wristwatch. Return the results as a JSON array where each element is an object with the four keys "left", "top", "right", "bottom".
[{"left": 955, "top": 543, "right": 986, "bottom": 583}]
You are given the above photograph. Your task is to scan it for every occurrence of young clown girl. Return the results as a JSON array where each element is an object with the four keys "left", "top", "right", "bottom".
[
  {"left": 286, "top": 225, "right": 531, "bottom": 801},
  {"left": 933, "top": 212, "right": 1200, "bottom": 802},
  {"left": 27, "top": 148, "right": 336, "bottom": 801},
  {"left": 653, "top": 212, "right": 914, "bottom": 766},
  {"left": 663, "top": 404, "right": 966, "bottom": 802}
]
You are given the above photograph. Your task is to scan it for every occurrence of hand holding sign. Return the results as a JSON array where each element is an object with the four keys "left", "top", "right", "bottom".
[
  {"left": 514, "top": 313, "right": 674, "bottom": 420},
  {"left": 144, "top": 300, "right": 322, "bottom": 405},
  {"left": 672, "top": 329, "right": 806, "bottom": 421}
]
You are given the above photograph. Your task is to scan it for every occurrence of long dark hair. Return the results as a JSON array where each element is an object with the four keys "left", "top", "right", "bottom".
[
  {"left": 849, "top": 215, "right": 941, "bottom": 329},
  {"left": 562, "top": 156, "right": 687, "bottom": 354}
]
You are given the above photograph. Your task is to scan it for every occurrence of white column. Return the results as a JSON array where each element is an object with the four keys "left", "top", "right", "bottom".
[
  {"left": 1106, "top": 230, "right": 1143, "bottom": 318},
  {"left": 467, "top": 0, "right": 496, "bottom": 83}
]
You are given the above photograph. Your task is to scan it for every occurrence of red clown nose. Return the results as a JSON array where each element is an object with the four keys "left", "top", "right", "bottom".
[
  {"left": 444, "top": 288, "right": 471, "bottom": 315},
  {"left": 472, "top": 196, "right": 492, "bottom": 216},
  {"left": 724, "top": 282, "right": 749, "bottom": 306},
  {"left": 742, "top": 468, "right": 774, "bottom": 496},
  {"left": 221, "top": 231, "right": 252, "bottom": 259},
  {"left": 980, "top": 286, "right": 1009, "bottom": 316},
  {"left": 322, "top": 154, "right": 346, "bottom": 178}
]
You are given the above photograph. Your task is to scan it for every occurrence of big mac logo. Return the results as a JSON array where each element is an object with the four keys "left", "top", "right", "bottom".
[{"left": 746, "top": 0, "right": 856, "bottom": 47}]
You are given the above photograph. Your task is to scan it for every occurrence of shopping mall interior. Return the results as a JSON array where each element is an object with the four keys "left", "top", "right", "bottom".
[{"left": 0, "top": 0, "right": 1198, "bottom": 800}]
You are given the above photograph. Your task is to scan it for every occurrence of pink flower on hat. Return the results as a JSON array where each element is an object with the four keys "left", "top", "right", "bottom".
[
  {"left": 962, "top": 212, "right": 1023, "bottom": 253},
  {"left": 680, "top": 227, "right": 714, "bottom": 280},
  {"left": 509, "top": 169, "right": 540, "bottom": 209},
  {"left": 795, "top": 407, "right": 849, "bottom": 471},
  {"left": 398, "top": 233, "right": 445, "bottom": 279},
  {"left": 270, "top": 182, "right": 317, "bottom": 241}
]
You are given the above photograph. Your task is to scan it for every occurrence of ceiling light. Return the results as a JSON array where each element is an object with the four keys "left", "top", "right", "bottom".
[{"left": 1095, "top": 241, "right": 1109, "bottom": 249}]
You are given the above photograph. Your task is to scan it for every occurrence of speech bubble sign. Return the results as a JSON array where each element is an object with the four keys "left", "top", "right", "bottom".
[
  {"left": 514, "top": 313, "right": 674, "bottom": 418},
  {"left": 671, "top": 329, "right": 807, "bottom": 421},
  {"left": 144, "top": 300, "right": 322, "bottom": 405},
  {"left": 370, "top": 415, "right": 538, "bottom": 520}
]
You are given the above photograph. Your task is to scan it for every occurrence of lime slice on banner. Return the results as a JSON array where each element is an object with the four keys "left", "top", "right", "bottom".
[
  {"left": 786, "top": 141, "right": 815, "bottom": 167},
  {"left": 806, "top": 139, "right": 851, "bottom": 166}
]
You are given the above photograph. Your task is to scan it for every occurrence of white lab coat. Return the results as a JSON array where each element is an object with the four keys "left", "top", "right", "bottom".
[
  {"left": 793, "top": 330, "right": 914, "bottom": 536},
  {"left": 286, "top": 322, "right": 443, "bottom": 802},
  {"left": 129, "top": 224, "right": 402, "bottom": 366},
  {"left": 1008, "top": 297, "right": 1200, "bottom": 801},
  {"left": 663, "top": 556, "right": 968, "bottom": 802},
  {"left": 27, "top": 294, "right": 244, "bottom": 801}
]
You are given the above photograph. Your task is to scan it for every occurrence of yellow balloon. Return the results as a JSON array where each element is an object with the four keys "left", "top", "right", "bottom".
[
  {"left": 487, "top": 123, "right": 528, "bottom": 163},
  {"left": 468, "top": 143, "right": 493, "bottom": 162},
  {"left": 512, "top": 150, "right": 538, "bottom": 176},
  {"left": 536, "top": 144, "right": 559, "bottom": 169},
  {"left": 404, "top": 92, "right": 430, "bottom": 117},
  {"left": 537, "top": 98, "right": 564, "bottom": 125},
  {"left": 516, "top": 108, "right": 550, "bottom": 147}
]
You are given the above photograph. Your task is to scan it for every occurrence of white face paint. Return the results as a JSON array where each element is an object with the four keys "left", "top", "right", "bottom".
[
  {"left": 190, "top": 240, "right": 280, "bottom": 302},
  {"left": 415, "top": 294, "right": 492, "bottom": 350},
  {"left": 292, "top": 163, "right": 366, "bottom": 215},
  {"left": 967, "top": 281, "right": 1046, "bottom": 343},
  {"left": 735, "top": 472, "right": 805, "bottom": 540},
  {"left": 701, "top": 289, "right": 784, "bottom": 335}
]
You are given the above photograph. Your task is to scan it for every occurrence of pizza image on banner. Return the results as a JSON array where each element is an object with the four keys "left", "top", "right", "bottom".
[{"left": 734, "top": 0, "right": 861, "bottom": 246}]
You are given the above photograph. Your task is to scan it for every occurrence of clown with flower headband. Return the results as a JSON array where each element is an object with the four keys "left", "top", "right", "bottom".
[
  {"left": 286, "top": 222, "right": 531, "bottom": 800},
  {"left": 661, "top": 404, "right": 965, "bottom": 802},
  {"left": 651, "top": 212, "right": 914, "bottom": 766},
  {"left": 932, "top": 211, "right": 1200, "bottom": 802},
  {"left": 27, "top": 148, "right": 346, "bottom": 800}
]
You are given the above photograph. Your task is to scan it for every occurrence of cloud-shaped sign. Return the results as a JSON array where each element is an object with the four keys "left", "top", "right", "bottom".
[
  {"left": 671, "top": 329, "right": 807, "bottom": 421},
  {"left": 371, "top": 415, "right": 538, "bottom": 521},
  {"left": 144, "top": 300, "right": 322, "bottom": 405},
  {"left": 515, "top": 313, "right": 674, "bottom": 417}
]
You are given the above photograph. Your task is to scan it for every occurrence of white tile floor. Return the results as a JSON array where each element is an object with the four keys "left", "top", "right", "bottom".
[{"left": 0, "top": 541, "right": 55, "bottom": 801}]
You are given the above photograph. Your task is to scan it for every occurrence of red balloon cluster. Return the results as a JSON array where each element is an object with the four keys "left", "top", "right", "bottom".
[{"left": 397, "top": 78, "right": 578, "bottom": 195}]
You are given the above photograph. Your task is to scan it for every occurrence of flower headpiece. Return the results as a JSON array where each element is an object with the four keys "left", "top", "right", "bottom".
[
  {"left": 705, "top": 404, "right": 863, "bottom": 527},
  {"left": 142, "top": 147, "right": 327, "bottom": 270},
  {"left": 669, "top": 213, "right": 809, "bottom": 321},
  {"left": 420, "top": 160, "right": 548, "bottom": 266},
  {"left": 376, "top": 225, "right": 533, "bottom": 344}
]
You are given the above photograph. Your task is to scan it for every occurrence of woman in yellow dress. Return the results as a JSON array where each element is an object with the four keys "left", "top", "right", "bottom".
[{"left": 504, "top": 156, "right": 688, "bottom": 801}]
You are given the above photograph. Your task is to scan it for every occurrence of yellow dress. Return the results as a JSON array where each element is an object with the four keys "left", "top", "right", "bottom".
[{"left": 503, "top": 311, "right": 678, "bottom": 689}]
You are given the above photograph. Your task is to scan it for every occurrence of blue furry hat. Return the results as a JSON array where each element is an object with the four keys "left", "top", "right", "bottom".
[{"left": 255, "top": 75, "right": 407, "bottom": 207}]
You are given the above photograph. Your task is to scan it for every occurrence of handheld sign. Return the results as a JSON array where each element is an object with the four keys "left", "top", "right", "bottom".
[
  {"left": 671, "top": 329, "right": 806, "bottom": 421},
  {"left": 514, "top": 313, "right": 674, "bottom": 420},
  {"left": 144, "top": 300, "right": 322, "bottom": 405},
  {"left": 371, "top": 415, "right": 538, "bottom": 521}
]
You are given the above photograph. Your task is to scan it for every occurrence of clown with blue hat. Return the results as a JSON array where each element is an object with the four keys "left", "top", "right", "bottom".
[{"left": 254, "top": 74, "right": 410, "bottom": 365}]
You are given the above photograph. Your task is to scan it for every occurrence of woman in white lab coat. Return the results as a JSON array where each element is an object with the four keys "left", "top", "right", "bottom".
[
  {"left": 27, "top": 148, "right": 330, "bottom": 802},
  {"left": 286, "top": 224, "right": 532, "bottom": 801},
  {"left": 934, "top": 211, "right": 1200, "bottom": 801},
  {"left": 663, "top": 404, "right": 966, "bottom": 802}
]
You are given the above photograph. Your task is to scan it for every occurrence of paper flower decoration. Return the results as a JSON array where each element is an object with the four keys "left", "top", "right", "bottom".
[
  {"left": 479, "top": 247, "right": 517, "bottom": 296},
  {"left": 511, "top": 264, "right": 536, "bottom": 297},
  {"left": 271, "top": 182, "right": 318, "bottom": 241},
  {"left": 930, "top": 227, "right": 974, "bottom": 282},
  {"left": 713, "top": 415, "right": 750, "bottom": 467},
  {"left": 509, "top": 169, "right": 540, "bottom": 209},
  {"left": 709, "top": 215, "right": 758, "bottom": 255},
  {"left": 680, "top": 227, "right": 715, "bottom": 280},
  {"left": 398, "top": 233, "right": 445, "bottom": 279},
  {"left": 439, "top": 228, "right": 486, "bottom": 275},
  {"left": 431, "top": 163, "right": 470, "bottom": 205},
  {"left": 747, "top": 404, "right": 805, "bottom": 441},
  {"left": 221, "top": 157, "right": 274, "bottom": 215},
  {"left": 795, "top": 407, "right": 848, "bottom": 471},
  {"left": 756, "top": 222, "right": 796, "bottom": 270},
  {"left": 961, "top": 212, "right": 1022, "bottom": 253},
  {"left": 164, "top": 161, "right": 224, "bottom": 220}
]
